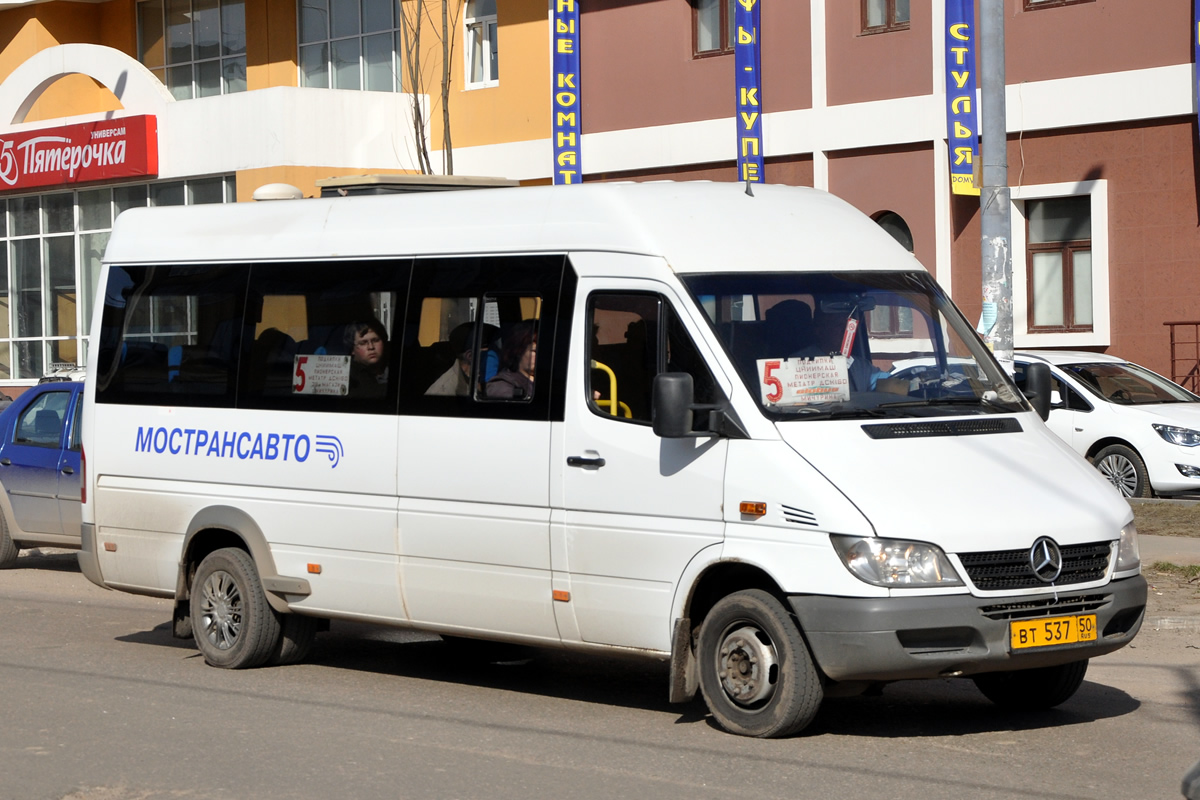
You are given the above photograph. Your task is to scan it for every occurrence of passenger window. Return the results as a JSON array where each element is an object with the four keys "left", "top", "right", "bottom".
[
  {"left": 240, "top": 261, "right": 407, "bottom": 413},
  {"left": 15, "top": 391, "right": 71, "bottom": 447},
  {"left": 399, "top": 255, "right": 571, "bottom": 421},
  {"left": 94, "top": 265, "right": 248, "bottom": 407},
  {"left": 587, "top": 293, "right": 718, "bottom": 426}
]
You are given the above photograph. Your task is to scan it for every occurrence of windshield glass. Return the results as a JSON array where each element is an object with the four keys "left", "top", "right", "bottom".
[
  {"left": 682, "top": 271, "right": 1027, "bottom": 420},
  {"left": 1063, "top": 362, "right": 1199, "bottom": 405}
]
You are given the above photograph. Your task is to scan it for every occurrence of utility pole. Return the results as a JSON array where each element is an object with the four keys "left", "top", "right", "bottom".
[{"left": 979, "top": 0, "right": 1013, "bottom": 374}]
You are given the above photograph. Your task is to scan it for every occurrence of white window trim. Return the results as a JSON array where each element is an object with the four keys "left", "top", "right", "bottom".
[
  {"left": 1011, "top": 179, "right": 1109, "bottom": 349},
  {"left": 463, "top": 7, "right": 498, "bottom": 89}
]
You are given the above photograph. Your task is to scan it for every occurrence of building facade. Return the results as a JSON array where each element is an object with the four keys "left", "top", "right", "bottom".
[{"left": 0, "top": 0, "right": 1195, "bottom": 388}]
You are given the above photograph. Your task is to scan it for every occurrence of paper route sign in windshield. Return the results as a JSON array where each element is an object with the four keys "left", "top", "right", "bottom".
[{"left": 758, "top": 356, "right": 851, "bottom": 406}]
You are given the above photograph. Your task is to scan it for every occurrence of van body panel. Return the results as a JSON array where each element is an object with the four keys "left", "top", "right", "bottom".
[{"left": 774, "top": 416, "right": 1131, "bottom": 554}]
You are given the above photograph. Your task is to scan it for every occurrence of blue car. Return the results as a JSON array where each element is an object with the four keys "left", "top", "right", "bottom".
[{"left": 0, "top": 381, "right": 84, "bottom": 568}]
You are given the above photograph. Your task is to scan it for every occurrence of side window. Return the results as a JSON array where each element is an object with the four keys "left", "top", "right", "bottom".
[
  {"left": 1027, "top": 196, "right": 1092, "bottom": 332},
  {"left": 239, "top": 260, "right": 408, "bottom": 413},
  {"left": 862, "top": 0, "right": 910, "bottom": 34},
  {"left": 68, "top": 396, "right": 82, "bottom": 451},
  {"left": 15, "top": 391, "right": 71, "bottom": 448},
  {"left": 399, "top": 255, "right": 570, "bottom": 420},
  {"left": 464, "top": 0, "right": 498, "bottom": 86},
  {"left": 94, "top": 264, "right": 248, "bottom": 407},
  {"left": 587, "top": 293, "right": 718, "bottom": 426}
]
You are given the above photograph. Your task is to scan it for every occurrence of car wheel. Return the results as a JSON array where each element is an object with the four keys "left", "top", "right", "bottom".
[
  {"left": 268, "top": 613, "right": 319, "bottom": 666},
  {"left": 0, "top": 512, "right": 16, "bottom": 569},
  {"left": 190, "top": 547, "right": 281, "bottom": 669},
  {"left": 1094, "top": 444, "right": 1151, "bottom": 498},
  {"left": 972, "top": 659, "right": 1088, "bottom": 710},
  {"left": 696, "top": 589, "right": 823, "bottom": 738}
]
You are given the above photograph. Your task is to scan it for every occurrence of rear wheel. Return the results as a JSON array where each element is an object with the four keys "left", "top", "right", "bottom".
[
  {"left": 0, "top": 513, "right": 17, "bottom": 569},
  {"left": 697, "top": 589, "right": 823, "bottom": 738},
  {"left": 190, "top": 547, "right": 281, "bottom": 669},
  {"left": 972, "top": 660, "right": 1089, "bottom": 710},
  {"left": 1094, "top": 444, "right": 1150, "bottom": 498}
]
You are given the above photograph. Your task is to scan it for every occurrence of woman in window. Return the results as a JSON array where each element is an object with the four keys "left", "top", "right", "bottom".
[{"left": 485, "top": 322, "right": 536, "bottom": 400}]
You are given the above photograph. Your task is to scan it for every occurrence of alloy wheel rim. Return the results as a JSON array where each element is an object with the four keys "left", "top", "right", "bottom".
[
  {"left": 198, "top": 569, "right": 242, "bottom": 651},
  {"left": 1098, "top": 455, "right": 1138, "bottom": 497}
]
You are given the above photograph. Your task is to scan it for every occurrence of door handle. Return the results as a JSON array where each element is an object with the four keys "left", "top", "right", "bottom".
[
  {"left": 0, "top": 458, "right": 10, "bottom": 466},
  {"left": 61, "top": 466, "right": 74, "bottom": 475},
  {"left": 567, "top": 455, "right": 606, "bottom": 468}
]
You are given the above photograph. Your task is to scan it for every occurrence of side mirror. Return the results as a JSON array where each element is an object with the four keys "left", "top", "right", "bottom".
[
  {"left": 1024, "top": 362, "right": 1052, "bottom": 422},
  {"left": 652, "top": 373, "right": 694, "bottom": 438}
]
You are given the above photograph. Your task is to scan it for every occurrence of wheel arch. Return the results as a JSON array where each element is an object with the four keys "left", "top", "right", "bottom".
[{"left": 1084, "top": 436, "right": 1138, "bottom": 462}]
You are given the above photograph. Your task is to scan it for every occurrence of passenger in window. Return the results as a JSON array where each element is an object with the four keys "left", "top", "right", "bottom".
[
  {"left": 425, "top": 322, "right": 476, "bottom": 397},
  {"left": 346, "top": 319, "right": 389, "bottom": 397},
  {"left": 485, "top": 322, "right": 537, "bottom": 400}
]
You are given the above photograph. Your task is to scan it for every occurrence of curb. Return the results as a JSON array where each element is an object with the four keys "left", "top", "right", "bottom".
[{"left": 1144, "top": 616, "right": 1200, "bottom": 631}]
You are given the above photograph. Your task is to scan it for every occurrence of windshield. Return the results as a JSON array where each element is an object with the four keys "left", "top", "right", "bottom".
[
  {"left": 1063, "top": 362, "right": 1199, "bottom": 405},
  {"left": 682, "top": 271, "right": 1028, "bottom": 420}
]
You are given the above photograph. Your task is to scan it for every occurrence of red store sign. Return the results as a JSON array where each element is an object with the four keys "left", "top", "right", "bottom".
[{"left": 0, "top": 115, "right": 158, "bottom": 192}]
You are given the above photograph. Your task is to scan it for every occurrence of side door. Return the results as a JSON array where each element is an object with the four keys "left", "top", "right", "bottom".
[
  {"left": 395, "top": 255, "right": 571, "bottom": 642},
  {"left": 0, "top": 387, "right": 74, "bottom": 536},
  {"left": 555, "top": 281, "right": 728, "bottom": 652},
  {"left": 1044, "top": 370, "right": 1096, "bottom": 454},
  {"left": 55, "top": 387, "right": 83, "bottom": 541}
]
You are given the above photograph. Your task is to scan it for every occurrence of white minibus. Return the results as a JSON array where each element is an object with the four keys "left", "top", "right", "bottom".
[{"left": 79, "top": 182, "right": 1146, "bottom": 738}]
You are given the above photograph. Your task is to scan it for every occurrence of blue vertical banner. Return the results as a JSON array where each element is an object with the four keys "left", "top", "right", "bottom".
[
  {"left": 735, "top": 0, "right": 763, "bottom": 184},
  {"left": 552, "top": 0, "right": 582, "bottom": 185},
  {"left": 945, "top": 0, "right": 980, "bottom": 196}
]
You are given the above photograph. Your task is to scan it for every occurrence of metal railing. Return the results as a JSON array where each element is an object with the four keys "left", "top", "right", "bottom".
[{"left": 1165, "top": 321, "right": 1200, "bottom": 393}]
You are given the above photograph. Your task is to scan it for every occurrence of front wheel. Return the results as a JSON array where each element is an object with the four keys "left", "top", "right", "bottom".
[
  {"left": 1094, "top": 444, "right": 1150, "bottom": 498},
  {"left": 190, "top": 547, "right": 281, "bottom": 669},
  {"left": 697, "top": 589, "right": 823, "bottom": 738},
  {"left": 972, "top": 660, "right": 1088, "bottom": 710}
]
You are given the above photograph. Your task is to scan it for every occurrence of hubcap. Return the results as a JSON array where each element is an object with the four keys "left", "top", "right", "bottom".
[
  {"left": 198, "top": 569, "right": 242, "bottom": 651},
  {"left": 1098, "top": 455, "right": 1138, "bottom": 497},
  {"left": 715, "top": 624, "right": 779, "bottom": 708}
]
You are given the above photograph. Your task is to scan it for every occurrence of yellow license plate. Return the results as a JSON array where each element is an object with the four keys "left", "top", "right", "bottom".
[{"left": 1010, "top": 614, "right": 1097, "bottom": 650}]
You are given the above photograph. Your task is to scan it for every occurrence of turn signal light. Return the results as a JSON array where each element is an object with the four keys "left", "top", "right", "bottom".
[
  {"left": 739, "top": 502, "right": 767, "bottom": 517},
  {"left": 307, "top": 563, "right": 322, "bottom": 574},
  {"left": 552, "top": 590, "right": 570, "bottom": 603}
]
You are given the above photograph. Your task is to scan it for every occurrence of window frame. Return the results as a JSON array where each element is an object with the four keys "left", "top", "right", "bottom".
[
  {"left": 1026, "top": 237, "right": 1092, "bottom": 334},
  {"left": 297, "top": 0, "right": 404, "bottom": 92},
  {"left": 1012, "top": 180, "right": 1110, "bottom": 349},
  {"left": 692, "top": 0, "right": 735, "bottom": 58},
  {"left": 136, "top": 0, "right": 248, "bottom": 100},
  {"left": 464, "top": 0, "right": 499, "bottom": 87},
  {"left": 860, "top": 0, "right": 910, "bottom": 35},
  {"left": 1023, "top": 0, "right": 1095, "bottom": 10}
]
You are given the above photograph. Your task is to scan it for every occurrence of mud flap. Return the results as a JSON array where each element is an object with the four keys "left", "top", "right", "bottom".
[{"left": 668, "top": 616, "right": 698, "bottom": 703}]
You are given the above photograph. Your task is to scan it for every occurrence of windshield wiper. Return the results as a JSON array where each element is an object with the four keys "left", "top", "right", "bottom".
[
  {"left": 784, "top": 406, "right": 893, "bottom": 420},
  {"left": 878, "top": 395, "right": 1022, "bottom": 411}
]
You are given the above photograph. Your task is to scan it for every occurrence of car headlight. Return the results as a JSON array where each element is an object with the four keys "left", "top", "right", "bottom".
[
  {"left": 830, "top": 535, "right": 963, "bottom": 587},
  {"left": 1153, "top": 424, "right": 1200, "bottom": 447},
  {"left": 1115, "top": 521, "right": 1140, "bottom": 573}
]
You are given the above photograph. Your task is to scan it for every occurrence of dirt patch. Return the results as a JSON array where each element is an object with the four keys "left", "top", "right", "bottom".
[
  {"left": 1144, "top": 561, "right": 1200, "bottom": 619},
  {"left": 1130, "top": 500, "right": 1200, "bottom": 538}
]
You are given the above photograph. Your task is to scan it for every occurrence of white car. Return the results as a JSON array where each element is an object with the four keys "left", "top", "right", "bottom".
[{"left": 1014, "top": 350, "right": 1200, "bottom": 497}]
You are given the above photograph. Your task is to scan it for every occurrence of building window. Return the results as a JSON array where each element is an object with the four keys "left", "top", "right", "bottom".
[
  {"left": 1024, "top": 0, "right": 1094, "bottom": 9},
  {"left": 299, "top": 0, "right": 403, "bottom": 91},
  {"left": 0, "top": 177, "right": 235, "bottom": 382},
  {"left": 465, "top": 0, "right": 499, "bottom": 86},
  {"left": 693, "top": 0, "right": 735, "bottom": 56},
  {"left": 1027, "top": 196, "right": 1092, "bottom": 332},
  {"left": 137, "top": 0, "right": 247, "bottom": 100},
  {"left": 862, "top": 0, "right": 910, "bottom": 34}
]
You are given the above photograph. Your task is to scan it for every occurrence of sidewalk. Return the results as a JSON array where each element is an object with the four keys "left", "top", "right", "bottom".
[{"left": 1140, "top": 534, "right": 1200, "bottom": 567}]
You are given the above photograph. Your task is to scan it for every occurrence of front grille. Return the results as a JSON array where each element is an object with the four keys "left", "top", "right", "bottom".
[
  {"left": 979, "top": 594, "right": 1109, "bottom": 621},
  {"left": 959, "top": 542, "right": 1112, "bottom": 591},
  {"left": 861, "top": 417, "right": 1022, "bottom": 440}
]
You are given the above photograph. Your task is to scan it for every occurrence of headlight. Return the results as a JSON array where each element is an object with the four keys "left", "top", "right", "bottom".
[
  {"left": 1153, "top": 424, "right": 1200, "bottom": 447},
  {"left": 830, "top": 535, "right": 963, "bottom": 587},
  {"left": 1115, "top": 521, "right": 1140, "bottom": 573}
]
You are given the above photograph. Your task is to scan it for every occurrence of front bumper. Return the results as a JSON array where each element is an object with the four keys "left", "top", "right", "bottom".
[
  {"left": 76, "top": 522, "right": 108, "bottom": 590},
  {"left": 789, "top": 575, "right": 1146, "bottom": 682}
]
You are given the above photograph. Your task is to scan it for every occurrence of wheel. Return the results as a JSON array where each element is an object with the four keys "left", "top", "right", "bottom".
[
  {"left": 1094, "top": 444, "right": 1150, "bottom": 498},
  {"left": 696, "top": 589, "right": 823, "bottom": 738},
  {"left": 268, "top": 613, "right": 319, "bottom": 666},
  {"left": 0, "top": 512, "right": 16, "bottom": 569},
  {"left": 190, "top": 547, "right": 281, "bottom": 669},
  {"left": 972, "top": 659, "right": 1088, "bottom": 710}
]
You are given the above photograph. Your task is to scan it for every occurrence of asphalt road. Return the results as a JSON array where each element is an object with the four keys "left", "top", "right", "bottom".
[{"left": 2, "top": 550, "right": 1198, "bottom": 800}]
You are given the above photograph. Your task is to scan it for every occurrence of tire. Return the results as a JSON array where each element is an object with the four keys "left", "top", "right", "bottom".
[
  {"left": 0, "top": 512, "right": 16, "bottom": 569},
  {"left": 190, "top": 547, "right": 282, "bottom": 669},
  {"left": 696, "top": 589, "right": 824, "bottom": 738},
  {"left": 972, "top": 659, "right": 1088, "bottom": 710},
  {"left": 268, "top": 613, "right": 319, "bottom": 666},
  {"left": 1094, "top": 444, "right": 1151, "bottom": 498}
]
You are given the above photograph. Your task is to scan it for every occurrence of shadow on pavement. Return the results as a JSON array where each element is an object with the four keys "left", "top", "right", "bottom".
[{"left": 10, "top": 549, "right": 81, "bottom": 573}]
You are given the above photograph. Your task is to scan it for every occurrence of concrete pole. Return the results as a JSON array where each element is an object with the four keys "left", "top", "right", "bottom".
[{"left": 979, "top": 0, "right": 1013, "bottom": 374}]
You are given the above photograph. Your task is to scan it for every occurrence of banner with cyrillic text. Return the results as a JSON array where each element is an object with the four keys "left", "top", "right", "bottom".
[
  {"left": 0, "top": 115, "right": 158, "bottom": 192},
  {"left": 552, "top": 0, "right": 582, "bottom": 185},
  {"left": 945, "top": 0, "right": 979, "bottom": 196},
  {"left": 735, "top": 0, "right": 763, "bottom": 184}
]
